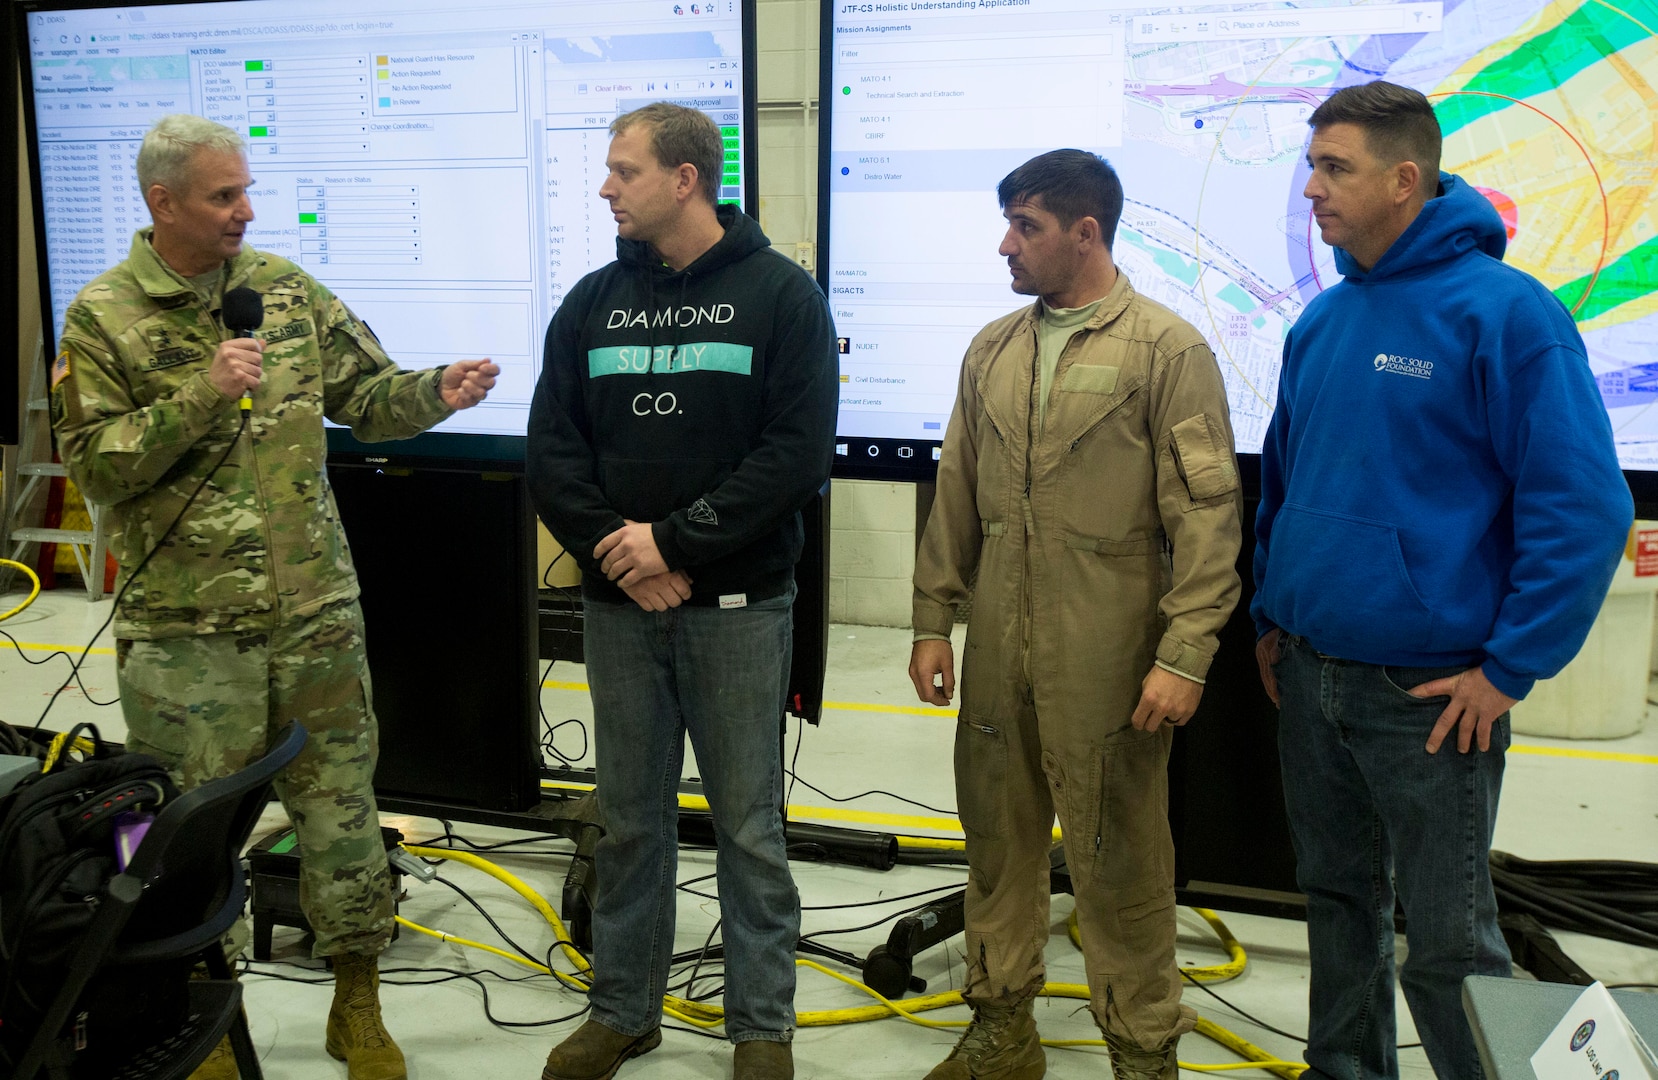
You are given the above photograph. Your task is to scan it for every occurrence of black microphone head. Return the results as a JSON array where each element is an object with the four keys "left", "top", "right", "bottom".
[{"left": 223, "top": 287, "right": 264, "bottom": 334}]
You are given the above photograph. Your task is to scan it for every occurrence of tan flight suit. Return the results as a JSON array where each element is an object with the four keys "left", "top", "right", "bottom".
[{"left": 913, "top": 271, "right": 1242, "bottom": 1049}]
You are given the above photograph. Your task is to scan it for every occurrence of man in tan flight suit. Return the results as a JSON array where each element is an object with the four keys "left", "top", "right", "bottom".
[{"left": 909, "top": 149, "right": 1242, "bottom": 1080}]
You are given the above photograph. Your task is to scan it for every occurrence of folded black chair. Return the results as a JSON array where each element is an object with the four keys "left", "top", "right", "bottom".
[{"left": 13, "top": 721, "right": 309, "bottom": 1080}]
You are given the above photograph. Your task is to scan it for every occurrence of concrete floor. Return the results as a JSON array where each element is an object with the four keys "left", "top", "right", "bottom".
[{"left": 2, "top": 584, "right": 1656, "bottom": 1079}]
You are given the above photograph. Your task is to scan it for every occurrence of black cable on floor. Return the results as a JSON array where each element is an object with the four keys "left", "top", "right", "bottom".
[
  {"left": 797, "top": 894, "right": 961, "bottom": 947},
  {"left": 1178, "top": 970, "right": 1422, "bottom": 1050},
  {"left": 426, "top": 821, "right": 577, "bottom": 855},
  {"left": 433, "top": 874, "right": 548, "bottom": 968},
  {"left": 782, "top": 715, "right": 958, "bottom": 817},
  {"left": 784, "top": 770, "right": 959, "bottom": 818},
  {"left": 680, "top": 918, "right": 723, "bottom": 1005},
  {"left": 240, "top": 960, "right": 591, "bottom": 1030},
  {"left": 0, "top": 630, "right": 116, "bottom": 711}
]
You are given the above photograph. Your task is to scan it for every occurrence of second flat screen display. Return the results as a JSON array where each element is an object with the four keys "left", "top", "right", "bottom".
[{"left": 821, "top": 0, "right": 1657, "bottom": 481}]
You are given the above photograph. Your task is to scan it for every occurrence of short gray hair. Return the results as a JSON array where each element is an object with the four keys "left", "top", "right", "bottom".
[{"left": 136, "top": 114, "right": 246, "bottom": 196}]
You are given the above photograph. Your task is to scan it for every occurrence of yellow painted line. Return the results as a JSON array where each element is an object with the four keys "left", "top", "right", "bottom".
[
  {"left": 1510, "top": 743, "right": 1658, "bottom": 766},
  {"left": 782, "top": 802, "right": 965, "bottom": 833},
  {"left": 823, "top": 699, "right": 957, "bottom": 718},
  {"left": 543, "top": 679, "right": 957, "bottom": 719},
  {"left": 0, "top": 640, "right": 115, "bottom": 657}
]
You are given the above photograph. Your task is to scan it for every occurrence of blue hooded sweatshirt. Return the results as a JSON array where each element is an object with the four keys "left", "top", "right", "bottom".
[{"left": 1251, "top": 173, "right": 1632, "bottom": 700}]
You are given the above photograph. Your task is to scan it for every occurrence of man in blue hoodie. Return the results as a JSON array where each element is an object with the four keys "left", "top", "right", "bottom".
[
  {"left": 527, "top": 103, "right": 838, "bottom": 1080},
  {"left": 1252, "top": 81, "right": 1631, "bottom": 1080}
]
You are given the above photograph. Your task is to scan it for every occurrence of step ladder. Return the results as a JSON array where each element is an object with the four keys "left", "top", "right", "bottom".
[{"left": 1, "top": 336, "right": 108, "bottom": 601}]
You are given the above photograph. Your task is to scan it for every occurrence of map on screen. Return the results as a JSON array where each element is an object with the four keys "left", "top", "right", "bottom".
[{"left": 824, "top": 0, "right": 1657, "bottom": 470}]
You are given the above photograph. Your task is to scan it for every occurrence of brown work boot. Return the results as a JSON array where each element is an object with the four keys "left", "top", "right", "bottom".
[
  {"left": 1103, "top": 1032, "right": 1179, "bottom": 1080},
  {"left": 734, "top": 1039, "right": 794, "bottom": 1079},
  {"left": 542, "top": 1020, "right": 662, "bottom": 1080},
  {"left": 923, "top": 999, "right": 1045, "bottom": 1079},
  {"left": 187, "top": 1034, "right": 237, "bottom": 1080},
  {"left": 324, "top": 953, "right": 406, "bottom": 1080}
]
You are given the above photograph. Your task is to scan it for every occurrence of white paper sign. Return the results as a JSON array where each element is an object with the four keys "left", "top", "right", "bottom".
[{"left": 1531, "top": 982, "right": 1658, "bottom": 1080}]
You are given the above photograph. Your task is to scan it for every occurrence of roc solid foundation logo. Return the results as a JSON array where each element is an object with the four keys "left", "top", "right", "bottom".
[{"left": 1374, "top": 352, "right": 1435, "bottom": 379}]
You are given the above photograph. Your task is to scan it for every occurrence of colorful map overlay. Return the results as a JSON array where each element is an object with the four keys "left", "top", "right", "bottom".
[{"left": 1114, "top": 0, "right": 1657, "bottom": 464}]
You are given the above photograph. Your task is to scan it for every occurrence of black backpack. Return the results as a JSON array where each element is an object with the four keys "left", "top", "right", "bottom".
[{"left": 0, "top": 724, "right": 184, "bottom": 1076}]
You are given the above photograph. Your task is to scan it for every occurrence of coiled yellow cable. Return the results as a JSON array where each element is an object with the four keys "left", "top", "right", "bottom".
[
  {"left": 399, "top": 844, "right": 1306, "bottom": 1074},
  {"left": 0, "top": 559, "right": 42, "bottom": 623},
  {"left": 1068, "top": 907, "right": 1246, "bottom": 983},
  {"left": 40, "top": 730, "right": 99, "bottom": 772}
]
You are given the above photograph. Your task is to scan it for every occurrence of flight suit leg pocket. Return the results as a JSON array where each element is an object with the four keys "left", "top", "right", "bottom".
[{"left": 955, "top": 709, "right": 1009, "bottom": 840}]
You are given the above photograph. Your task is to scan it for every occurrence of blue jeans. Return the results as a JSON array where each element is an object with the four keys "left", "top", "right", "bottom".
[
  {"left": 1275, "top": 635, "right": 1511, "bottom": 1080},
  {"left": 582, "top": 585, "right": 799, "bottom": 1043}
]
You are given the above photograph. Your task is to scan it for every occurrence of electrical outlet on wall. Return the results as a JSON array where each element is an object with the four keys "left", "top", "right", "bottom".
[{"left": 794, "top": 241, "right": 815, "bottom": 273}]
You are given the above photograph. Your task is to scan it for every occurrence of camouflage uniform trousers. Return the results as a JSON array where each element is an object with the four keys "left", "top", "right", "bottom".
[{"left": 116, "top": 598, "right": 394, "bottom": 958}]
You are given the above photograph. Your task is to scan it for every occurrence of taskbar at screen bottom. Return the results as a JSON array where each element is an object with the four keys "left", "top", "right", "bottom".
[{"left": 831, "top": 437, "right": 943, "bottom": 482}]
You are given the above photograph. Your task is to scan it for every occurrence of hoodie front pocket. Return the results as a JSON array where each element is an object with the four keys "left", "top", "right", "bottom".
[{"left": 1263, "top": 503, "right": 1434, "bottom": 654}]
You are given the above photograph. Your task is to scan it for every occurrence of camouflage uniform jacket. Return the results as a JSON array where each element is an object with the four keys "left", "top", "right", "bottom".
[{"left": 52, "top": 229, "right": 454, "bottom": 640}]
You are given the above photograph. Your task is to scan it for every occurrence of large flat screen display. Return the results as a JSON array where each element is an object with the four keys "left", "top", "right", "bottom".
[
  {"left": 17, "top": 0, "right": 757, "bottom": 465},
  {"left": 820, "top": 0, "right": 1658, "bottom": 491}
]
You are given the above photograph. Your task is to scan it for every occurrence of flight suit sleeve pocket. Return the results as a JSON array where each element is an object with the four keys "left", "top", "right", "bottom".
[{"left": 1170, "top": 414, "right": 1238, "bottom": 501}]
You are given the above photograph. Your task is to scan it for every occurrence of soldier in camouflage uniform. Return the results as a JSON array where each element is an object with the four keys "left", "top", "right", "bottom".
[{"left": 51, "top": 113, "right": 498, "bottom": 1080}]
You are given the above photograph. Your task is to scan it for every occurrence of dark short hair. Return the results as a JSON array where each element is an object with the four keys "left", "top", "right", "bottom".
[
  {"left": 997, "top": 150, "right": 1124, "bottom": 248},
  {"left": 1308, "top": 81, "right": 1442, "bottom": 184},
  {"left": 611, "top": 102, "right": 724, "bottom": 205}
]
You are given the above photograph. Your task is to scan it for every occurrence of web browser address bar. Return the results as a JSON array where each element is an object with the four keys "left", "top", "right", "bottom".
[
  {"left": 838, "top": 34, "right": 1115, "bottom": 65},
  {"left": 1133, "top": 3, "right": 1442, "bottom": 42}
]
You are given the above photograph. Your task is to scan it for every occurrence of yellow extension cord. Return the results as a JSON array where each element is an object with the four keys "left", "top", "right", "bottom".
[
  {"left": 0, "top": 558, "right": 42, "bottom": 624},
  {"left": 399, "top": 844, "right": 1305, "bottom": 1076},
  {"left": 6, "top": 557, "right": 97, "bottom": 770},
  {"left": 0, "top": 596, "right": 1299, "bottom": 1072}
]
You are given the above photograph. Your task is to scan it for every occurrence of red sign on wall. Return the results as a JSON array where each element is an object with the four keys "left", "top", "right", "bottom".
[{"left": 1636, "top": 529, "right": 1658, "bottom": 577}]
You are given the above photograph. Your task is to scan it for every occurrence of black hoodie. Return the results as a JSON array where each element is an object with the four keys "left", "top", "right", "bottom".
[{"left": 527, "top": 205, "right": 839, "bottom": 607}]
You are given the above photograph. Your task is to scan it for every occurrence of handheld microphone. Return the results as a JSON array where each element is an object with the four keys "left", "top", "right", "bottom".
[{"left": 222, "top": 286, "right": 264, "bottom": 413}]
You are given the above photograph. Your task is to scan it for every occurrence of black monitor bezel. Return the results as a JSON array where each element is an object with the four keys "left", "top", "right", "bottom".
[{"left": 3, "top": 7, "right": 20, "bottom": 447}]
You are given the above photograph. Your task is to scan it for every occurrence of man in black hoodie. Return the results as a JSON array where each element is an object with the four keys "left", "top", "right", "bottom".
[{"left": 527, "top": 102, "right": 838, "bottom": 1080}]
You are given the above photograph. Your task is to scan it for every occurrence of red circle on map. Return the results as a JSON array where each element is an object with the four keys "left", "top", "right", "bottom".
[{"left": 1305, "top": 90, "right": 1611, "bottom": 315}]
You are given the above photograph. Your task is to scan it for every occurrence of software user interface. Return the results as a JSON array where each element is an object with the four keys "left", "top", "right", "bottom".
[{"left": 24, "top": 0, "right": 747, "bottom": 438}]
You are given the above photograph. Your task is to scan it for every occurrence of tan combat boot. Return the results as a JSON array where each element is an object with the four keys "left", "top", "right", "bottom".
[
  {"left": 324, "top": 953, "right": 406, "bottom": 1080},
  {"left": 1103, "top": 1031, "right": 1179, "bottom": 1080},
  {"left": 541, "top": 1019, "right": 662, "bottom": 1080},
  {"left": 923, "top": 999, "right": 1045, "bottom": 1080}
]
